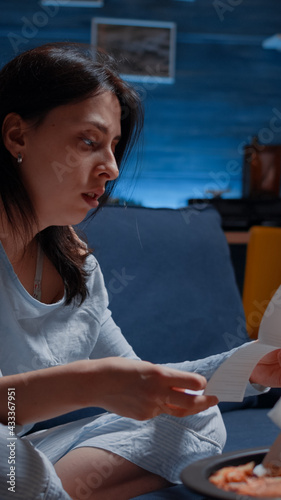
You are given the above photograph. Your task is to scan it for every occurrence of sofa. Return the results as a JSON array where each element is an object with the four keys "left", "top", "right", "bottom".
[{"left": 33, "top": 204, "right": 281, "bottom": 499}]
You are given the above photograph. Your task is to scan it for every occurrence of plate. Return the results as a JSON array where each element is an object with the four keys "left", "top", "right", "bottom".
[{"left": 180, "top": 447, "right": 273, "bottom": 500}]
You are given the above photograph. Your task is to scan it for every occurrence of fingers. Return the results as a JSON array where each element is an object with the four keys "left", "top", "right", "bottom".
[
  {"left": 150, "top": 390, "right": 218, "bottom": 419},
  {"left": 145, "top": 366, "right": 217, "bottom": 417},
  {"left": 166, "top": 395, "right": 219, "bottom": 417},
  {"left": 171, "top": 374, "right": 207, "bottom": 391},
  {"left": 160, "top": 366, "right": 207, "bottom": 391},
  {"left": 169, "top": 389, "right": 218, "bottom": 412},
  {"left": 153, "top": 394, "right": 218, "bottom": 417}
]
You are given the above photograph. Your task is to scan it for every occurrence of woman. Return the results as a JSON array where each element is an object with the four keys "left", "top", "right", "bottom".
[{"left": 0, "top": 43, "right": 280, "bottom": 500}]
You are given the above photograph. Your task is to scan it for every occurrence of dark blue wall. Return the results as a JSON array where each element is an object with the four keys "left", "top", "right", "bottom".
[{"left": 1, "top": 0, "right": 281, "bottom": 207}]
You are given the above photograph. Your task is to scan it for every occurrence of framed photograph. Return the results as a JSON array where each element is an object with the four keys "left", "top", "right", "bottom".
[
  {"left": 41, "top": 0, "right": 104, "bottom": 7},
  {"left": 91, "top": 17, "right": 176, "bottom": 83},
  {"left": 243, "top": 141, "right": 281, "bottom": 198}
]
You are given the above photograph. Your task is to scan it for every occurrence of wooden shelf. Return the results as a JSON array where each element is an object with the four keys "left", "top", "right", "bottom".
[
  {"left": 225, "top": 231, "right": 250, "bottom": 244},
  {"left": 189, "top": 198, "right": 281, "bottom": 231}
]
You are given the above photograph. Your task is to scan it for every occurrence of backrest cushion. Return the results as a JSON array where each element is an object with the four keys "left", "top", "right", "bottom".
[{"left": 78, "top": 205, "right": 250, "bottom": 364}]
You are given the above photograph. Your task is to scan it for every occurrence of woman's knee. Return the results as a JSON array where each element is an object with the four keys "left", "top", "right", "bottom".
[
  {"left": 0, "top": 424, "right": 70, "bottom": 499},
  {"left": 181, "top": 404, "right": 227, "bottom": 451},
  {"left": 198, "top": 404, "right": 227, "bottom": 451}
]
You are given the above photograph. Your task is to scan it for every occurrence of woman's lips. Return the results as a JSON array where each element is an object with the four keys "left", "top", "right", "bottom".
[{"left": 82, "top": 193, "right": 99, "bottom": 208}]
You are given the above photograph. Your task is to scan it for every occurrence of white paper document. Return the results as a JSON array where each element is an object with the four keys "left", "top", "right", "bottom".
[{"left": 204, "top": 286, "right": 281, "bottom": 402}]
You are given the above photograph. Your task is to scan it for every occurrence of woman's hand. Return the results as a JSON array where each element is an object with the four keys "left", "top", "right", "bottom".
[
  {"left": 89, "top": 357, "right": 219, "bottom": 420},
  {"left": 0, "top": 358, "right": 218, "bottom": 427},
  {"left": 250, "top": 349, "right": 281, "bottom": 388}
]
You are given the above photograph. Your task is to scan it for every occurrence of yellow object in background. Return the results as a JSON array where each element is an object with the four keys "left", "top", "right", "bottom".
[{"left": 243, "top": 226, "right": 281, "bottom": 339}]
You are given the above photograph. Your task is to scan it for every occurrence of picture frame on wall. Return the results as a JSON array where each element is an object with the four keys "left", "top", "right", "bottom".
[
  {"left": 91, "top": 17, "right": 176, "bottom": 83},
  {"left": 243, "top": 140, "right": 281, "bottom": 199},
  {"left": 41, "top": 0, "right": 104, "bottom": 7}
]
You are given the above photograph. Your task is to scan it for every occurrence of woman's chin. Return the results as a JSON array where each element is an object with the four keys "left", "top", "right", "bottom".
[{"left": 39, "top": 210, "right": 92, "bottom": 229}]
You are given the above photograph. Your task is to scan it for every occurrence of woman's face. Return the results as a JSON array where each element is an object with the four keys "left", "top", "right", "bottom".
[{"left": 20, "top": 91, "right": 121, "bottom": 229}]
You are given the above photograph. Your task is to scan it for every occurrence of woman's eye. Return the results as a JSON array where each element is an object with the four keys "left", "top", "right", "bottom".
[{"left": 82, "top": 138, "right": 97, "bottom": 148}]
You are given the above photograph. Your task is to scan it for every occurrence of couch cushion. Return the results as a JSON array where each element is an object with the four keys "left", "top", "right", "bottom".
[
  {"left": 223, "top": 407, "right": 280, "bottom": 452},
  {"left": 131, "top": 484, "right": 198, "bottom": 499},
  {"left": 78, "top": 205, "right": 249, "bottom": 364}
]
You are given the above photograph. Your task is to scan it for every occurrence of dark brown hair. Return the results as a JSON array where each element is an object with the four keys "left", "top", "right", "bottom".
[{"left": 0, "top": 42, "right": 143, "bottom": 304}]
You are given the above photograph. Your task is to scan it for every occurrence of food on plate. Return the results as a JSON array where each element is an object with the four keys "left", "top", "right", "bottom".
[{"left": 209, "top": 461, "right": 281, "bottom": 497}]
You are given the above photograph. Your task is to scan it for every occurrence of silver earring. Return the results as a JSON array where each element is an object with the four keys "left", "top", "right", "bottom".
[{"left": 17, "top": 153, "right": 23, "bottom": 165}]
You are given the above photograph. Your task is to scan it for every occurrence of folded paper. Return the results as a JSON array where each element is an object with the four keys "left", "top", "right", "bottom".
[{"left": 204, "top": 286, "right": 281, "bottom": 402}]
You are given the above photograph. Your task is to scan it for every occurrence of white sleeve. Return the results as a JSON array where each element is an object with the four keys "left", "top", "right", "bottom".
[{"left": 89, "top": 308, "right": 140, "bottom": 361}]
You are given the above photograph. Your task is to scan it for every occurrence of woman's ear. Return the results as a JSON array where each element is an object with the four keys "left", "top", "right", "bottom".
[{"left": 2, "top": 113, "right": 26, "bottom": 160}]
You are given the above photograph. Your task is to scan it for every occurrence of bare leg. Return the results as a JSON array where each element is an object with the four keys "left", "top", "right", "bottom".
[{"left": 54, "top": 447, "right": 171, "bottom": 500}]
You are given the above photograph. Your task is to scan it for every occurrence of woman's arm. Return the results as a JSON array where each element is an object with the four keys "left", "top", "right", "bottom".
[
  {"left": 0, "top": 361, "right": 89, "bottom": 426},
  {"left": 92, "top": 314, "right": 273, "bottom": 398},
  {"left": 0, "top": 357, "right": 218, "bottom": 427}
]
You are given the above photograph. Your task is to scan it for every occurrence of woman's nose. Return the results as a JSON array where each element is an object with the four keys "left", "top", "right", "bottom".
[{"left": 95, "top": 151, "right": 119, "bottom": 181}]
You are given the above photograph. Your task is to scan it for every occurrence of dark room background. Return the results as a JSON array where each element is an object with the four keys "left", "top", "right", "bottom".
[{"left": 1, "top": 0, "right": 281, "bottom": 208}]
